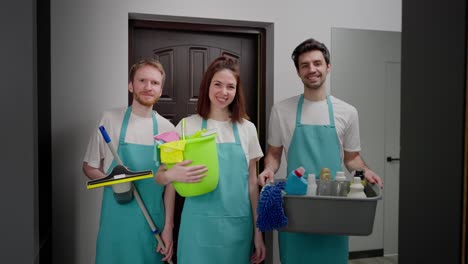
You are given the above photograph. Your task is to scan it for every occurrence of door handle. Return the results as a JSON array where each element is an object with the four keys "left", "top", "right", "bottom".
[{"left": 386, "top": 156, "right": 400, "bottom": 162}]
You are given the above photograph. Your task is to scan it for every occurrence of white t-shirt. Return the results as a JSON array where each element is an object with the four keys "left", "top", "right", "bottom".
[
  {"left": 83, "top": 107, "right": 175, "bottom": 172},
  {"left": 174, "top": 114, "right": 264, "bottom": 166},
  {"left": 268, "top": 95, "right": 361, "bottom": 165}
]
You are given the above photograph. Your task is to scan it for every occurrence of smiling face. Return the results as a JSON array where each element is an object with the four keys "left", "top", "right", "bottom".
[
  {"left": 208, "top": 69, "right": 237, "bottom": 111},
  {"left": 128, "top": 65, "right": 163, "bottom": 107},
  {"left": 297, "top": 50, "right": 331, "bottom": 91}
]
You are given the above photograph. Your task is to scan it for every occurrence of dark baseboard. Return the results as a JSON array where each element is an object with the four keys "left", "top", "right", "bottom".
[{"left": 349, "top": 249, "right": 384, "bottom": 259}]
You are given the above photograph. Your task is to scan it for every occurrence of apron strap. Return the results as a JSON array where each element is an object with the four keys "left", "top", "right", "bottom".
[
  {"left": 152, "top": 111, "right": 158, "bottom": 135},
  {"left": 296, "top": 94, "right": 304, "bottom": 125},
  {"left": 232, "top": 122, "right": 241, "bottom": 144},
  {"left": 295, "top": 94, "right": 335, "bottom": 126},
  {"left": 326, "top": 95, "right": 335, "bottom": 126},
  {"left": 119, "top": 107, "right": 132, "bottom": 144}
]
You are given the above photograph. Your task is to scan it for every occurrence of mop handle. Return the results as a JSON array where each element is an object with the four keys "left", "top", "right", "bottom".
[
  {"left": 99, "top": 126, "right": 173, "bottom": 264},
  {"left": 99, "top": 126, "right": 124, "bottom": 166},
  {"left": 133, "top": 188, "right": 174, "bottom": 264},
  {"left": 132, "top": 189, "right": 167, "bottom": 247}
]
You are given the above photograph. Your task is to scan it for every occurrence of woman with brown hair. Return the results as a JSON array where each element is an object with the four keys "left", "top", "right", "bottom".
[{"left": 175, "top": 56, "right": 265, "bottom": 264}]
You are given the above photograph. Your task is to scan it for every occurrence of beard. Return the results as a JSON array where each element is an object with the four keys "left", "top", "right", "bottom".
[
  {"left": 305, "top": 82, "right": 322, "bottom": 90},
  {"left": 303, "top": 75, "right": 326, "bottom": 90},
  {"left": 133, "top": 92, "right": 158, "bottom": 107},
  {"left": 304, "top": 80, "right": 324, "bottom": 90}
]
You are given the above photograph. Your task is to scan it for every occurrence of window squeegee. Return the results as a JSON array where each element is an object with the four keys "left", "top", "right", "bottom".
[{"left": 86, "top": 165, "right": 153, "bottom": 189}]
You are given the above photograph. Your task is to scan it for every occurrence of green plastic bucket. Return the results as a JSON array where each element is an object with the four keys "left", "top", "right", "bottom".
[{"left": 161, "top": 134, "right": 219, "bottom": 197}]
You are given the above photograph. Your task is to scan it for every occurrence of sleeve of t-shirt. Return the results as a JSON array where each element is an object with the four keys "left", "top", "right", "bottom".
[
  {"left": 267, "top": 105, "right": 283, "bottom": 147},
  {"left": 343, "top": 107, "right": 361, "bottom": 152},
  {"left": 83, "top": 113, "right": 109, "bottom": 169},
  {"left": 246, "top": 121, "right": 264, "bottom": 161}
]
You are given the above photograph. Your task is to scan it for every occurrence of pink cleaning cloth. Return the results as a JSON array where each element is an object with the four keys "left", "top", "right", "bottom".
[{"left": 154, "top": 131, "right": 180, "bottom": 143}]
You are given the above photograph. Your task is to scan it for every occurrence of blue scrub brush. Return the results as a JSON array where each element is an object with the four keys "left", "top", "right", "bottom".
[{"left": 256, "top": 181, "right": 288, "bottom": 232}]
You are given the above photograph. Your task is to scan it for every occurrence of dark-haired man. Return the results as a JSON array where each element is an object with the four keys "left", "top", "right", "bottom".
[{"left": 258, "top": 38, "right": 383, "bottom": 263}]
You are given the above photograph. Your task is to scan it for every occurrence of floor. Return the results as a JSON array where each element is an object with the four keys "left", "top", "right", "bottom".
[{"left": 349, "top": 255, "right": 398, "bottom": 264}]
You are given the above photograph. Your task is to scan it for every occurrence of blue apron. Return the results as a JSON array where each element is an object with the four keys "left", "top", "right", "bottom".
[
  {"left": 279, "top": 95, "right": 349, "bottom": 264},
  {"left": 96, "top": 107, "right": 165, "bottom": 264},
  {"left": 177, "top": 119, "right": 253, "bottom": 264}
]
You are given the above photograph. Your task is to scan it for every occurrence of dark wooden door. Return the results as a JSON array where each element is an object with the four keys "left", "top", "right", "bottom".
[
  {"left": 131, "top": 27, "right": 258, "bottom": 127},
  {"left": 130, "top": 21, "right": 260, "bottom": 263}
]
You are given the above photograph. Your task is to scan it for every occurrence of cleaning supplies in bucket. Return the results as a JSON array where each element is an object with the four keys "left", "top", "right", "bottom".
[{"left": 155, "top": 122, "right": 219, "bottom": 197}]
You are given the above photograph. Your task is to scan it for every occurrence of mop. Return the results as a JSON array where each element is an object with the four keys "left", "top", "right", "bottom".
[
  {"left": 92, "top": 126, "right": 173, "bottom": 264},
  {"left": 256, "top": 181, "right": 288, "bottom": 232}
]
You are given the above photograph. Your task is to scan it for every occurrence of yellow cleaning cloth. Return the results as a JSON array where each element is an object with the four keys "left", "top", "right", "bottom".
[{"left": 159, "top": 140, "right": 186, "bottom": 163}]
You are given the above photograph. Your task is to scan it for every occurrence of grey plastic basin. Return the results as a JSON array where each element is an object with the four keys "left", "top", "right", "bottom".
[{"left": 279, "top": 181, "right": 382, "bottom": 236}]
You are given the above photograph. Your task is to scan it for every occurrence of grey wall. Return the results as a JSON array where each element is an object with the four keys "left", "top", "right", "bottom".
[
  {"left": 400, "top": 0, "right": 467, "bottom": 262},
  {"left": 0, "top": 0, "right": 37, "bottom": 263}
]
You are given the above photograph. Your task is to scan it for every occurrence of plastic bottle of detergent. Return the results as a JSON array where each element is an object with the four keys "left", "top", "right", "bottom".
[
  {"left": 318, "top": 168, "right": 332, "bottom": 196},
  {"left": 285, "top": 167, "right": 307, "bottom": 195},
  {"left": 333, "top": 171, "right": 348, "bottom": 197},
  {"left": 306, "top": 173, "right": 317, "bottom": 196},
  {"left": 347, "top": 177, "right": 367, "bottom": 198}
]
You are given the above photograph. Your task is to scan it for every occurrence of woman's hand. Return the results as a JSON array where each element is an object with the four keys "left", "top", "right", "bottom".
[
  {"left": 165, "top": 160, "right": 208, "bottom": 183},
  {"left": 155, "top": 160, "right": 207, "bottom": 185},
  {"left": 157, "top": 226, "right": 173, "bottom": 262},
  {"left": 250, "top": 230, "right": 266, "bottom": 263}
]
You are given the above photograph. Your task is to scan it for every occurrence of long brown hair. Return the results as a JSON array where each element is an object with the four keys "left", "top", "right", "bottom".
[{"left": 197, "top": 56, "right": 248, "bottom": 123}]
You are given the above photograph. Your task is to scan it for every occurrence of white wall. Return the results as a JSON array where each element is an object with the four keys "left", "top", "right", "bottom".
[{"left": 51, "top": 0, "right": 401, "bottom": 263}]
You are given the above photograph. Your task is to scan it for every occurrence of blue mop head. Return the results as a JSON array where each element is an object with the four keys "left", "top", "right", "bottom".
[{"left": 256, "top": 181, "right": 288, "bottom": 232}]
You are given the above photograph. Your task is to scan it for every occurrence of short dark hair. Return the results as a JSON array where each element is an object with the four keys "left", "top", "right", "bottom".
[
  {"left": 291, "top": 38, "right": 330, "bottom": 71},
  {"left": 197, "top": 56, "right": 248, "bottom": 123}
]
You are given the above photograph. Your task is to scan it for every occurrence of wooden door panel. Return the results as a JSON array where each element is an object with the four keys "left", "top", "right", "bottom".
[
  {"left": 186, "top": 47, "right": 207, "bottom": 115},
  {"left": 155, "top": 48, "right": 175, "bottom": 102}
]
